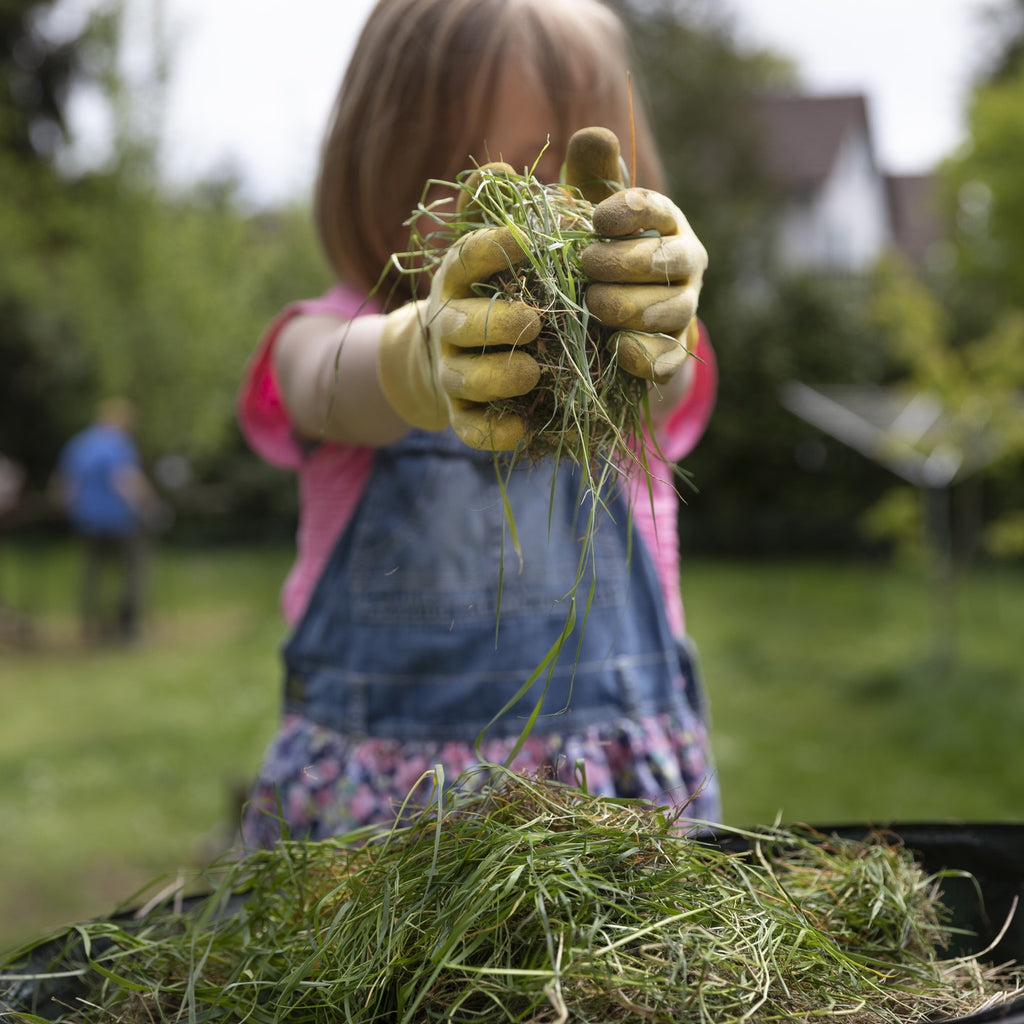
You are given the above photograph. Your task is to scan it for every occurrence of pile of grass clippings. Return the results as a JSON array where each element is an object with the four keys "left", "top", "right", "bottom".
[
  {"left": 395, "top": 158, "right": 659, "bottom": 470},
  {"left": 4, "top": 768, "right": 1021, "bottom": 1023}
]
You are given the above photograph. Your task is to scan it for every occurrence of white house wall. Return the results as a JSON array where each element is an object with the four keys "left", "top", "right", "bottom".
[{"left": 776, "top": 128, "right": 893, "bottom": 273}]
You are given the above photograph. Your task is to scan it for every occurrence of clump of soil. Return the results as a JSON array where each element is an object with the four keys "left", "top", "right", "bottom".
[{"left": 484, "top": 248, "right": 649, "bottom": 465}]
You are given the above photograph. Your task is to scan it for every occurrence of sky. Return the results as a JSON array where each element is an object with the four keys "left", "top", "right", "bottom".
[{"left": 57, "top": 0, "right": 995, "bottom": 207}]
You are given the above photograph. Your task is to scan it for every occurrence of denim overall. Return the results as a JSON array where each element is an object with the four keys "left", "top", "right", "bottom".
[{"left": 282, "top": 428, "right": 703, "bottom": 745}]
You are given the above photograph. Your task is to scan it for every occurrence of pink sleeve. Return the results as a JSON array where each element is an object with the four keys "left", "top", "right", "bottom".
[
  {"left": 236, "top": 285, "right": 379, "bottom": 468},
  {"left": 657, "top": 320, "right": 717, "bottom": 461},
  {"left": 628, "top": 321, "right": 716, "bottom": 635}
]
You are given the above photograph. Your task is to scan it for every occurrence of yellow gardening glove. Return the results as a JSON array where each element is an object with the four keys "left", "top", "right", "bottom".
[
  {"left": 378, "top": 164, "right": 542, "bottom": 450},
  {"left": 564, "top": 126, "right": 707, "bottom": 384}
]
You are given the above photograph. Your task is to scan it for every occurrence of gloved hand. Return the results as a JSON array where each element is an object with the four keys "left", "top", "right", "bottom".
[
  {"left": 378, "top": 164, "right": 542, "bottom": 450},
  {"left": 564, "top": 126, "right": 707, "bottom": 384}
]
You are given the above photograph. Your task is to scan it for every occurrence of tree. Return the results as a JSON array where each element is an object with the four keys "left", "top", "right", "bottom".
[
  {"left": 0, "top": 0, "right": 85, "bottom": 160},
  {"left": 855, "top": 252, "right": 1024, "bottom": 673},
  {"left": 975, "top": 0, "right": 1024, "bottom": 82},
  {"left": 934, "top": 0, "right": 1024, "bottom": 323},
  {"left": 921, "top": 0, "right": 1024, "bottom": 567},
  {"left": 0, "top": 1, "right": 112, "bottom": 490},
  {"left": 939, "top": 65, "right": 1024, "bottom": 326},
  {"left": 1, "top": 0, "right": 331, "bottom": 512}
]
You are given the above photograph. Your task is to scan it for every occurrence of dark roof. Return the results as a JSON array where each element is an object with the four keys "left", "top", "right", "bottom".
[
  {"left": 885, "top": 173, "right": 945, "bottom": 265},
  {"left": 753, "top": 93, "right": 876, "bottom": 191}
]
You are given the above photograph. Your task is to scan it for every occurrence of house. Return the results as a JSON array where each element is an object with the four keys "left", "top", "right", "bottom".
[{"left": 753, "top": 93, "right": 944, "bottom": 275}]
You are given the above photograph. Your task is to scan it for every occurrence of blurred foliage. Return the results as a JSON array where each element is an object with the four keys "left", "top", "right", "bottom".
[
  {"left": 899, "top": 0, "right": 1024, "bottom": 565},
  {"left": 0, "top": 0, "right": 82, "bottom": 159},
  {"left": 938, "top": 69, "right": 1024, "bottom": 334},
  {"left": 974, "top": 0, "right": 1024, "bottom": 84},
  {"left": 1, "top": 0, "right": 330, "bottom": 534},
  {"left": 1, "top": 0, "right": 99, "bottom": 487},
  {"left": 681, "top": 272, "right": 898, "bottom": 557},
  {"left": 863, "top": 253, "right": 1024, "bottom": 561}
]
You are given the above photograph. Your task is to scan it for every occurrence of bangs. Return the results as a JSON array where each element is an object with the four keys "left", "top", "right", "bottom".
[{"left": 442, "top": 0, "right": 640, "bottom": 179}]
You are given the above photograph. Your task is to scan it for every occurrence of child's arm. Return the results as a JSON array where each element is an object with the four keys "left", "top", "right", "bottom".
[
  {"left": 272, "top": 311, "right": 409, "bottom": 447},
  {"left": 273, "top": 286, "right": 694, "bottom": 447}
]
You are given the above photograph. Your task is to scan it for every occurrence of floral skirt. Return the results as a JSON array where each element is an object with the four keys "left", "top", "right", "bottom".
[{"left": 241, "top": 704, "right": 719, "bottom": 848}]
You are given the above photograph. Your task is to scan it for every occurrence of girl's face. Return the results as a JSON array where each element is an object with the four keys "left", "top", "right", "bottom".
[
  {"left": 395, "top": 57, "right": 593, "bottom": 287},
  {"left": 474, "top": 60, "right": 565, "bottom": 184}
]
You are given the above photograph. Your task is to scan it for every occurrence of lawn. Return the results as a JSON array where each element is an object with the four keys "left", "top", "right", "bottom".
[
  {"left": 1, "top": 539, "right": 1022, "bottom": 954},
  {"left": 0, "top": 540, "right": 288, "bottom": 953},
  {"left": 685, "top": 558, "right": 1024, "bottom": 826}
]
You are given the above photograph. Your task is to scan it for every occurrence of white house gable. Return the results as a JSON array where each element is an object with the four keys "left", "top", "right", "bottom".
[
  {"left": 754, "top": 93, "right": 901, "bottom": 275},
  {"left": 814, "top": 127, "right": 893, "bottom": 271}
]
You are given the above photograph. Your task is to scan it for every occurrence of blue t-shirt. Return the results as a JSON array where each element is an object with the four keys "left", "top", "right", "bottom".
[{"left": 58, "top": 424, "right": 141, "bottom": 536}]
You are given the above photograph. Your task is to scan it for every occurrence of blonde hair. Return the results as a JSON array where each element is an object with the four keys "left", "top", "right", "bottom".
[{"left": 314, "top": 0, "right": 665, "bottom": 305}]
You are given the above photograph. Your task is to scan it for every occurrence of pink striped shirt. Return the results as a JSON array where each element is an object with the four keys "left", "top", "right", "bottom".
[{"left": 238, "top": 284, "right": 716, "bottom": 634}]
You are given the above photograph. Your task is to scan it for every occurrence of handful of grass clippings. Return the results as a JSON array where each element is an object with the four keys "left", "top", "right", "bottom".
[
  {"left": 5, "top": 769, "right": 1021, "bottom": 1023},
  {"left": 396, "top": 158, "right": 654, "bottom": 470}
]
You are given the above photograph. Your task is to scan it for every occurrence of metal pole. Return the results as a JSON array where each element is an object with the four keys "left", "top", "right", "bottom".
[{"left": 923, "top": 485, "right": 957, "bottom": 680}]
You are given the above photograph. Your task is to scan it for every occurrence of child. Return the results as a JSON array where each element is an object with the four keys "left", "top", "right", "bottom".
[{"left": 238, "top": 0, "right": 720, "bottom": 846}]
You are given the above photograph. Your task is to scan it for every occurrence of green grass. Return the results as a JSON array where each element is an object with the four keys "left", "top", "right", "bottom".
[
  {"left": 685, "top": 558, "right": 1024, "bottom": 827},
  {"left": 1, "top": 541, "right": 1022, "bottom": 955},
  {"left": 0, "top": 541, "right": 288, "bottom": 953}
]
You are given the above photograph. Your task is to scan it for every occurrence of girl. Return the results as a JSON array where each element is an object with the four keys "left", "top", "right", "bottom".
[{"left": 238, "top": 0, "right": 720, "bottom": 846}]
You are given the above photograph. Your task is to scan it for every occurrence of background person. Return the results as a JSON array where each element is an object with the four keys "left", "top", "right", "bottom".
[
  {"left": 54, "top": 397, "right": 158, "bottom": 644},
  {"left": 237, "top": 0, "right": 720, "bottom": 846}
]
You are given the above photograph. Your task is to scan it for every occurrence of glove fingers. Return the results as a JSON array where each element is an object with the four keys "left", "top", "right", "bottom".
[
  {"left": 436, "top": 296, "right": 541, "bottom": 350},
  {"left": 592, "top": 188, "right": 690, "bottom": 239},
  {"left": 437, "top": 227, "right": 529, "bottom": 300},
  {"left": 587, "top": 282, "right": 698, "bottom": 336},
  {"left": 563, "top": 126, "right": 624, "bottom": 204},
  {"left": 613, "top": 329, "right": 691, "bottom": 385},
  {"left": 581, "top": 234, "right": 706, "bottom": 284},
  {"left": 442, "top": 350, "right": 540, "bottom": 401},
  {"left": 451, "top": 405, "right": 526, "bottom": 451}
]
